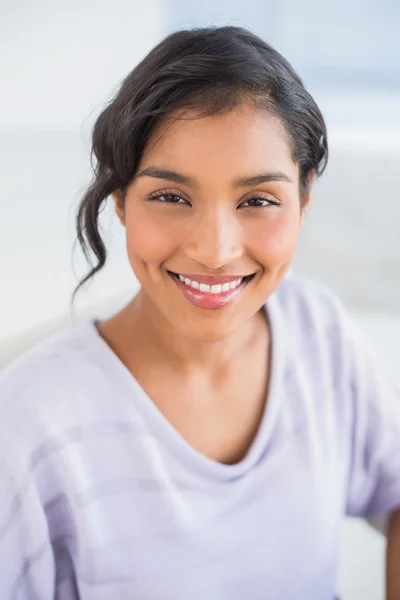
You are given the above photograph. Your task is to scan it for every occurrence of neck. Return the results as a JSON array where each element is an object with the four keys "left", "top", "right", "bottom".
[{"left": 121, "top": 289, "right": 269, "bottom": 374}]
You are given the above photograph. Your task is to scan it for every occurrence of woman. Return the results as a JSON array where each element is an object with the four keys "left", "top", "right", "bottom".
[{"left": 0, "top": 26, "right": 399, "bottom": 600}]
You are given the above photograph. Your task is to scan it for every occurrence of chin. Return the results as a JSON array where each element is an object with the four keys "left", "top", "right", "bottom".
[
  {"left": 171, "top": 309, "right": 250, "bottom": 344},
  {"left": 181, "top": 325, "right": 235, "bottom": 344}
]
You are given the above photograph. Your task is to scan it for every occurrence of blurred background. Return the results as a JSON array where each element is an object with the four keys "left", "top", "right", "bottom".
[{"left": 0, "top": 0, "right": 399, "bottom": 597}]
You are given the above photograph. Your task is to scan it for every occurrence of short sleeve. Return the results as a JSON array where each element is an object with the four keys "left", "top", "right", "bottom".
[
  {"left": 0, "top": 424, "right": 55, "bottom": 600},
  {"left": 344, "top": 314, "right": 400, "bottom": 523}
]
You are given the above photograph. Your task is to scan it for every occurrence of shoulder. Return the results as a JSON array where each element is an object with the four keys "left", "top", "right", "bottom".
[
  {"left": 271, "top": 274, "right": 397, "bottom": 395},
  {"left": 0, "top": 320, "right": 95, "bottom": 392},
  {"left": 271, "top": 273, "right": 350, "bottom": 339},
  {"left": 0, "top": 321, "right": 102, "bottom": 445},
  {"left": 269, "top": 274, "right": 363, "bottom": 390}
]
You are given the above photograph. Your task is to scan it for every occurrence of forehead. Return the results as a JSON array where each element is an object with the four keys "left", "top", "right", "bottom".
[{"left": 139, "top": 104, "right": 298, "bottom": 182}]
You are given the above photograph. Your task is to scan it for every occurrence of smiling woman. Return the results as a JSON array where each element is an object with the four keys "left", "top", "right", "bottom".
[
  {"left": 107, "top": 105, "right": 303, "bottom": 340},
  {"left": 1, "top": 25, "right": 400, "bottom": 600}
]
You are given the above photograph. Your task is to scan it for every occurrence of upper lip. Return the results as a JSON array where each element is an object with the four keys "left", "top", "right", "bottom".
[{"left": 170, "top": 272, "right": 254, "bottom": 285}]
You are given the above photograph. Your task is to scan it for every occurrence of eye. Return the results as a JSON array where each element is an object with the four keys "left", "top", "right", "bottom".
[
  {"left": 239, "top": 196, "right": 281, "bottom": 208},
  {"left": 147, "top": 190, "right": 191, "bottom": 205}
]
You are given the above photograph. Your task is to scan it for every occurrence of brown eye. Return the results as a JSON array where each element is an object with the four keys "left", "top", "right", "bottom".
[
  {"left": 147, "top": 192, "right": 191, "bottom": 205},
  {"left": 239, "top": 196, "right": 281, "bottom": 208}
]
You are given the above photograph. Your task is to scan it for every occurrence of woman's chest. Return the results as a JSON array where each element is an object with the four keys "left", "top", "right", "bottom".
[
  {"left": 49, "top": 427, "right": 344, "bottom": 599},
  {"left": 134, "top": 356, "right": 270, "bottom": 465}
]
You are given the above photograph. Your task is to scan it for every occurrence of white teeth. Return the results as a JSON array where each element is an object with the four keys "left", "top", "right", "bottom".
[
  {"left": 176, "top": 274, "right": 243, "bottom": 294},
  {"left": 210, "top": 284, "right": 222, "bottom": 294}
]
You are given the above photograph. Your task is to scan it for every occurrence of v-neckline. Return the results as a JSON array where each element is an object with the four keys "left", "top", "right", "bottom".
[{"left": 83, "top": 294, "right": 284, "bottom": 482}]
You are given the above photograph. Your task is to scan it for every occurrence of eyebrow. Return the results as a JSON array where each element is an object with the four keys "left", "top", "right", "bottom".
[{"left": 136, "top": 167, "right": 293, "bottom": 187}]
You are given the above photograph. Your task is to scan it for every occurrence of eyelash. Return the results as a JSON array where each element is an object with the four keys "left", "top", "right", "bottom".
[{"left": 146, "top": 190, "right": 282, "bottom": 208}]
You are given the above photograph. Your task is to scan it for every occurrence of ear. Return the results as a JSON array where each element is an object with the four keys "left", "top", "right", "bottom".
[
  {"left": 300, "top": 170, "right": 316, "bottom": 225},
  {"left": 112, "top": 190, "right": 126, "bottom": 226}
]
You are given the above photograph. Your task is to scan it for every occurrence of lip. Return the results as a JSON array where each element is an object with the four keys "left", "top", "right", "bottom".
[{"left": 169, "top": 271, "right": 254, "bottom": 309}]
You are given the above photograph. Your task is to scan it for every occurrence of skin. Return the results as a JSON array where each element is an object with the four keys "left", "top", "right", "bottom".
[
  {"left": 98, "top": 103, "right": 311, "bottom": 464},
  {"left": 387, "top": 509, "right": 400, "bottom": 599},
  {"left": 117, "top": 105, "right": 306, "bottom": 346}
]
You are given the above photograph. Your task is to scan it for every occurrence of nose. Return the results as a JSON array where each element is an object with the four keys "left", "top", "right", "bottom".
[{"left": 183, "top": 207, "right": 243, "bottom": 269}]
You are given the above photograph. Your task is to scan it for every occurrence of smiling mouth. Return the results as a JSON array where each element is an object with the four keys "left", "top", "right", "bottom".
[{"left": 168, "top": 271, "right": 255, "bottom": 294}]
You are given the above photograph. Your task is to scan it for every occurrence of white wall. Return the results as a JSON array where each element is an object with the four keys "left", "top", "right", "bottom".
[
  {"left": 0, "top": 0, "right": 166, "bottom": 132},
  {"left": 0, "top": 0, "right": 165, "bottom": 340}
]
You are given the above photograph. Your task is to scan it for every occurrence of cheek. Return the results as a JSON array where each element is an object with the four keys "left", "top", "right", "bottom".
[
  {"left": 246, "top": 207, "right": 301, "bottom": 263},
  {"left": 124, "top": 209, "right": 180, "bottom": 267}
]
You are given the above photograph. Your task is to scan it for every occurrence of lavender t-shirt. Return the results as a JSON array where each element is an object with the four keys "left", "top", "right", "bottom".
[{"left": 1, "top": 277, "right": 399, "bottom": 600}]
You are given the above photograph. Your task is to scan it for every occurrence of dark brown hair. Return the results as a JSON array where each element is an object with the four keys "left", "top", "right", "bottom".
[{"left": 73, "top": 25, "right": 328, "bottom": 301}]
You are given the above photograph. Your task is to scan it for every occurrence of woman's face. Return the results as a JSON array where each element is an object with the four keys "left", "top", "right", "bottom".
[{"left": 115, "top": 103, "right": 310, "bottom": 341}]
